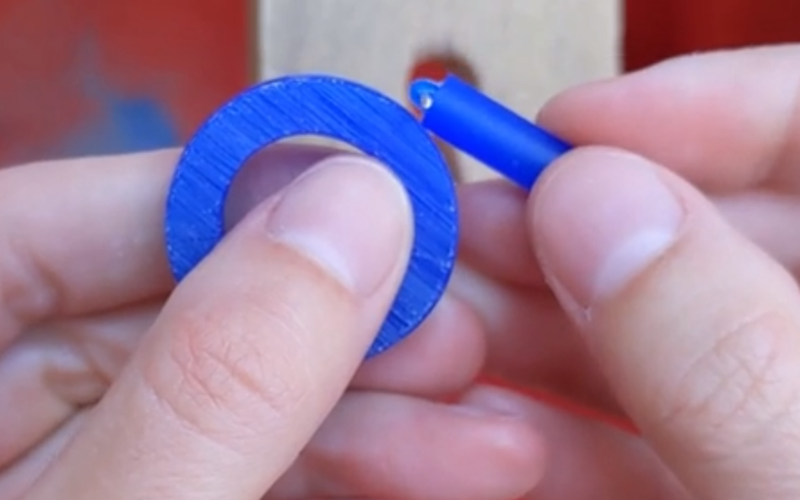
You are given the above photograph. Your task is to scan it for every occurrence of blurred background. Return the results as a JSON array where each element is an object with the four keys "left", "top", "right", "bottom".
[
  {"left": 1, "top": 0, "right": 798, "bottom": 168},
  {"left": 0, "top": 0, "right": 250, "bottom": 167}
]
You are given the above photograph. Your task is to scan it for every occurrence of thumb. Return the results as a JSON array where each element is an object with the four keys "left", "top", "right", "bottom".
[
  {"left": 529, "top": 146, "right": 800, "bottom": 499},
  {"left": 26, "top": 156, "right": 413, "bottom": 499}
]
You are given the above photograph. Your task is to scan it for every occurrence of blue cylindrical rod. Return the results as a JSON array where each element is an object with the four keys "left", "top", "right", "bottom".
[{"left": 409, "top": 75, "right": 573, "bottom": 190}]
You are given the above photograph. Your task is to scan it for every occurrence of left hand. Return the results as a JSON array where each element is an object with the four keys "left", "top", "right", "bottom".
[{"left": 0, "top": 146, "right": 541, "bottom": 500}]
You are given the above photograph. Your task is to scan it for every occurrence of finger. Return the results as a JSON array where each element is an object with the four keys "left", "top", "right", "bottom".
[
  {"left": 448, "top": 264, "right": 617, "bottom": 412},
  {"left": 224, "top": 142, "right": 345, "bottom": 227},
  {"left": 2, "top": 291, "right": 482, "bottom": 469},
  {"left": 269, "top": 390, "right": 544, "bottom": 500},
  {"left": 459, "top": 178, "right": 800, "bottom": 288},
  {"left": 351, "top": 293, "right": 486, "bottom": 397},
  {"left": 456, "top": 183, "right": 800, "bottom": 409},
  {"left": 460, "top": 385, "right": 690, "bottom": 500},
  {"left": 0, "top": 150, "right": 176, "bottom": 343},
  {"left": 454, "top": 181, "right": 618, "bottom": 410},
  {"left": 26, "top": 156, "right": 413, "bottom": 499},
  {"left": 457, "top": 180, "right": 543, "bottom": 287},
  {"left": 4, "top": 392, "right": 543, "bottom": 500},
  {"left": 531, "top": 146, "right": 800, "bottom": 499},
  {"left": 713, "top": 190, "right": 800, "bottom": 275},
  {"left": 0, "top": 301, "right": 158, "bottom": 468},
  {"left": 537, "top": 45, "right": 800, "bottom": 191},
  {"left": 0, "top": 143, "right": 345, "bottom": 346},
  {"left": 0, "top": 410, "right": 88, "bottom": 499}
]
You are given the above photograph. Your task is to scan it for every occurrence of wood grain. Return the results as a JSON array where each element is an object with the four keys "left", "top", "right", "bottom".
[{"left": 257, "top": 0, "right": 621, "bottom": 181}]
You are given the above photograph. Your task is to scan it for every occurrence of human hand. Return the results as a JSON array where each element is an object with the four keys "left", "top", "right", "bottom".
[
  {"left": 452, "top": 45, "right": 800, "bottom": 499},
  {"left": 0, "top": 146, "right": 541, "bottom": 499}
]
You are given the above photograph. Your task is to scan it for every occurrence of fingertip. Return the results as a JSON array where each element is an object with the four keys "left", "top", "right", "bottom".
[
  {"left": 528, "top": 146, "right": 686, "bottom": 313},
  {"left": 535, "top": 73, "right": 624, "bottom": 142},
  {"left": 302, "top": 393, "right": 546, "bottom": 500},
  {"left": 537, "top": 46, "right": 800, "bottom": 191},
  {"left": 458, "top": 386, "right": 549, "bottom": 490},
  {"left": 260, "top": 154, "right": 413, "bottom": 298},
  {"left": 463, "top": 415, "right": 546, "bottom": 498},
  {"left": 225, "top": 143, "right": 345, "bottom": 228},
  {"left": 536, "top": 62, "right": 689, "bottom": 153}
]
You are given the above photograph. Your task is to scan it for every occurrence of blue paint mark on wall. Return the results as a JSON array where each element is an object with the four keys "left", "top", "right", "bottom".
[
  {"left": 59, "top": 95, "right": 179, "bottom": 157},
  {"left": 57, "top": 38, "right": 179, "bottom": 158}
]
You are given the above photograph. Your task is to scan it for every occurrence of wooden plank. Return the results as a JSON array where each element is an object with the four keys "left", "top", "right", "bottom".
[{"left": 257, "top": 0, "right": 621, "bottom": 181}]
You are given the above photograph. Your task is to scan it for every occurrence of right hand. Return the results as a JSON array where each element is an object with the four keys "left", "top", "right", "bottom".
[{"left": 452, "top": 44, "right": 800, "bottom": 499}]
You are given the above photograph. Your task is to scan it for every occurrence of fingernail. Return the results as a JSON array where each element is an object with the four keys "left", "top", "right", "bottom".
[
  {"left": 457, "top": 386, "right": 530, "bottom": 419},
  {"left": 534, "top": 149, "right": 684, "bottom": 308},
  {"left": 266, "top": 155, "right": 412, "bottom": 296}
]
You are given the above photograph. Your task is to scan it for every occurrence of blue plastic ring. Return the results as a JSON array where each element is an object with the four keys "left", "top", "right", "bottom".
[{"left": 164, "top": 74, "right": 459, "bottom": 358}]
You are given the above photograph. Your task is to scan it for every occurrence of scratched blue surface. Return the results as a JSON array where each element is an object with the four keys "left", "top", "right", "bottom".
[{"left": 164, "top": 75, "right": 460, "bottom": 358}]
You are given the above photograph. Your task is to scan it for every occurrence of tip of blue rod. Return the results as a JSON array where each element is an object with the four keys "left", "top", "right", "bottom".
[{"left": 408, "top": 79, "right": 441, "bottom": 111}]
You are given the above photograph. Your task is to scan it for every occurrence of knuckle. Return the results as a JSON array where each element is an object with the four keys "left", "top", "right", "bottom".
[
  {"left": 0, "top": 233, "right": 64, "bottom": 326},
  {"left": 38, "top": 321, "right": 115, "bottom": 406},
  {"left": 656, "top": 309, "right": 800, "bottom": 458},
  {"left": 150, "top": 298, "right": 313, "bottom": 443}
]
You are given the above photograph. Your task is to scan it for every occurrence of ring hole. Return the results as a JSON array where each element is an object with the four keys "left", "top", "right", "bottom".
[{"left": 224, "top": 136, "right": 360, "bottom": 230}]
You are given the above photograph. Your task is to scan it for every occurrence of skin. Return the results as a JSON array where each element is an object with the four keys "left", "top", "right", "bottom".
[{"left": 3, "top": 44, "right": 800, "bottom": 499}]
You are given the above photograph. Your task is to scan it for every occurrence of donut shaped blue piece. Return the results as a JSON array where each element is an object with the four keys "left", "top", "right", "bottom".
[{"left": 164, "top": 74, "right": 459, "bottom": 358}]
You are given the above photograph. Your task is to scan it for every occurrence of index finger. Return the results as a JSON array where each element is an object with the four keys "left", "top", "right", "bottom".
[
  {"left": 0, "top": 149, "right": 176, "bottom": 344},
  {"left": 0, "top": 144, "right": 343, "bottom": 347},
  {"left": 538, "top": 44, "right": 800, "bottom": 192}
]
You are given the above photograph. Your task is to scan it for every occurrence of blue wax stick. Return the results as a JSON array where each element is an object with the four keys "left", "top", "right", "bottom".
[{"left": 410, "top": 75, "right": 573, "bottom": 190}]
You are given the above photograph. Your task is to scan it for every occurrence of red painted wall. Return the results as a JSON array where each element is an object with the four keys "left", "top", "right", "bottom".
[
  {"left": 625, "top": 0, "right": 800, "bottom": 70},
  {"left": 0, "top": 0, "right": 249, "bottom": 167},
  {"left": 3, "top": 0, "right": 799, "bottom": 167}
]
